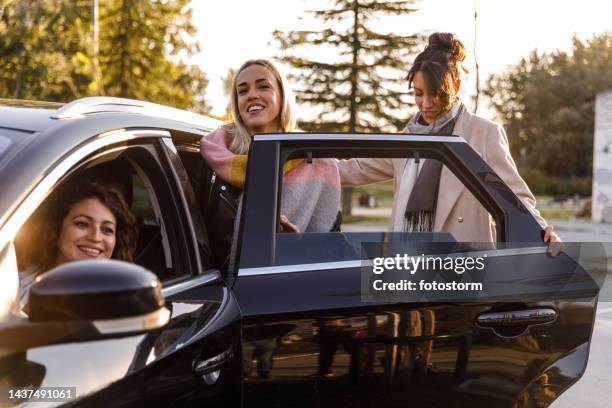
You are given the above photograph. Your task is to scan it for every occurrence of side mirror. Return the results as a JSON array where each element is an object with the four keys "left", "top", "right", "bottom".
[{"left": 29, "top": 260, "right": 170, "bottom": 335}]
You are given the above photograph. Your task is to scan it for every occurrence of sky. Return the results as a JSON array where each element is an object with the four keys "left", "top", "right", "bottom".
[{"left": 190, "top": 0, "right": 611, "bottom": 121}]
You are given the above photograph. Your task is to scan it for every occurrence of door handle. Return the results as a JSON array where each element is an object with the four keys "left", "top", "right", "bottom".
[
  {"left": 476, "top": 307, "right": 557, "bottom": 328},
  {"left": 193, "top": 346, "right": 234, "bottom": 385}
]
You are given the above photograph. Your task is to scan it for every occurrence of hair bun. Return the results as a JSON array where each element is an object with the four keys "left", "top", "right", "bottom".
[{"left": 428, "top": 32, "right": 466, "bottom": 63}]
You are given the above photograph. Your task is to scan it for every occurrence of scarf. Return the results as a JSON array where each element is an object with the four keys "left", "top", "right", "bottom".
[
  {"left": 199, "top": 126, "right": 301, "bottom": 188},
  {"left": 400, "top": 102, "right": 464, "bottom": 232},
  {"left": 200, "top": 126, "right": 341, "bottom": 232}
]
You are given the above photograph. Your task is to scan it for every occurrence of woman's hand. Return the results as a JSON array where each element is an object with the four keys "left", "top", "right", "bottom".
[
  {"left": 280, "top": 214, "right": 300, "bottom": 233},
  {"left": 544, "top": 225, "right": 562, "bottom": 256},
  {"left": 544, "top": 225, "right": 561, "bottom": 243}
]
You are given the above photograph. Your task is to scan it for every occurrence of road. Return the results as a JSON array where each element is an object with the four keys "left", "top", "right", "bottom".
[
  {"left": 549, "top": 219, "right": 612, "bottom": 407},
  {"left": 552, "top": 303, "right": 612, "bottom": 407}
]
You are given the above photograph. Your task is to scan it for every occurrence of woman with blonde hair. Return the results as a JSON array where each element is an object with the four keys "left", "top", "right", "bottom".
[{"left": 197, "top": 59, "right": 341, "bottom": 269}]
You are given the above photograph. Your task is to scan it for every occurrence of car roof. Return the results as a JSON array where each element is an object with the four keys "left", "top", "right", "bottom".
[
  {"left": 0, "top": 97, "right": 221, "bottom": 229},
  {"left": 0, "top": 99, "right": 61, "bottom": 133},
  {"left": 0, "top": 97, "right": 221, "bottom": 135}
]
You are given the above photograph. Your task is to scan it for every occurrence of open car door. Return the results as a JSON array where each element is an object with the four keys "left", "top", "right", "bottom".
[{"left": 231, "top": 133, "right": 601, "bottom": 408}]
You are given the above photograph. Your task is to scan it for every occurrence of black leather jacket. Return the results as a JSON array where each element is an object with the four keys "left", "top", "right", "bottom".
[
  {"left": 192, "top": 160, "right": 343, "bottom": 271},
  {"left": 192, "top": 160, "right": 242, "bottom": 270}
]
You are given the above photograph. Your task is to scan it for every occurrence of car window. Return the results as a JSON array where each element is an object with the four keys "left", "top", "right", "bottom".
[
  {"left": 132, "top": 174, "right": 157, "bottom": 224},
  {"left": 174, "top": 142, "right": 219, "bottom": 271},
  {"left": 274, "top": 156, "right": 495, "bottom": 267},
  {"left": 14, "top": 144, "right": 190, "bottom": 286},
  {"left": 126, "top": 158, "right": 175, "bottom": 280}
]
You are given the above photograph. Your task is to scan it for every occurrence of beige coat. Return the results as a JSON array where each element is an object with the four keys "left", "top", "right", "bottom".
[{"left": 338, "top": 108, "right": 546, "bottom": 242}]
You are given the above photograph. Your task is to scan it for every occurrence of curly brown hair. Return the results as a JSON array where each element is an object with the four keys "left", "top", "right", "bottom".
[
  {"left": 20, "top": 180, "right": 138, "bottom": 271},
  {"left": 407, "top": 32, "right": 469, "bottom": 113}
]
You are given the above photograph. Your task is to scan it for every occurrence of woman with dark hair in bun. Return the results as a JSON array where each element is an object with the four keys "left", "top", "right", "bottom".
[{"left": 339, "top": 32, "right": 559, "bottom": 243}]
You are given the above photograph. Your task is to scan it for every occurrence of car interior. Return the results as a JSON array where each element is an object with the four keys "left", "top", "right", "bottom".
[
  {"left": 79, "top": 159, "right": 174, "bottom": 279},
  {"left": 274, "top": 156, "right": 495, "bottom": 267}
]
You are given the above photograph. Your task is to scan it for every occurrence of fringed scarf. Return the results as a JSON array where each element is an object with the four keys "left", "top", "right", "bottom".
[
  {"left": 200, "top": 126, "right": 341, "bottom": 232},
  {"left": 401, "top": 102, "right": 464, "bottom": 232}
]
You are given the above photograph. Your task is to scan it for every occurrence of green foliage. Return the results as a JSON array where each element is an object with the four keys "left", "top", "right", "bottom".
[
  {"left": 100, "top": 0, "right": 209, "bottom": 112},
  {"left": 0, "top": 0, "right": 92, "bottom": 101},
  {"left": 485, "top": 32, "right": 612, "bottom": 180},
  {"left": 520, "top": 168, "right": 591, "bottom": 196},
  {"left": 274, "top": 0, "right": 423, "bottom": 132},
  {"left": 0, "top": 0, "right": 208, "bottom": 112}
]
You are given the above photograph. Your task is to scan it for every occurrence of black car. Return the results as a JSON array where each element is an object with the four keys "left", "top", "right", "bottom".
[{"left": 0, "top": 97, "right": 601, "bottom": 407}]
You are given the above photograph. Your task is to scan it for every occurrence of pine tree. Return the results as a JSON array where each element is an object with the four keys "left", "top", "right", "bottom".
[
  {"left": 273, "top": 0, "right": 422, "bottom": 213},
  {"left": 273, "top": 0, "right": 422, "bottom": 133}
]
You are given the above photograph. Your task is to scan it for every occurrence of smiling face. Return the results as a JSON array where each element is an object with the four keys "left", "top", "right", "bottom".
[
  {"left": 56, "top": 198, "right": 117, "bottom": 265},
  {"left": 236, "top": 64, "right": 283, "bottom": 134}
]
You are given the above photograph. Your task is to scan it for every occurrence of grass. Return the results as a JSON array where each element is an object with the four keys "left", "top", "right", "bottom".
[
  {"left": 342, "top": 214, "right": 389, "bottom": 224},
  {"left": 343, "top": 184, "right": 579, "bottom": 221},
  {"left": 540, "top": 208, "right": 575, "bottom": 220},
  {"left": 350, "top": 180, "right": 394, "bottom": 202},
  {"left": 343, "top": 210, "right": 576, "bottom": 224}
]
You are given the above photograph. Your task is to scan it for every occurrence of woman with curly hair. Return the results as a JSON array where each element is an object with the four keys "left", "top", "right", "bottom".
[{"left": 18, "top": 180, "right": 138, "bottom": 306}]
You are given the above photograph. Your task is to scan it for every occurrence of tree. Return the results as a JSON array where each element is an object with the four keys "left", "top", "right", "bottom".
[
  {"left": 485, "top": 32, "right": 612, "bottom": 192},
  {"left": 273, "top": 0, "right": 423, "bottom": 212},
  {"left": 0, "top": 0, "right": 92, "bottom": 101},
  {"left": 100, "top": 0, "right": 209, "bottom": 112},
  {"left": 220, "top": 67, "right": 236, "bottom": 120},
  {"left": 0, "top": 0, "right": 208, "bottom": 112},
  {"left": 273, "top": 0, "right": 422, "bottom": 133}
]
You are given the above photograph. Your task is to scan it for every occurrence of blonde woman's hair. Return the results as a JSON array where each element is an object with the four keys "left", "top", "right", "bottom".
[{"left": 226, "top": 59, "right": 296, "bottom": 154}]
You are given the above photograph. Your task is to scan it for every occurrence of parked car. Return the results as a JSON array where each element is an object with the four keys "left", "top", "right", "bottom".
[{"left": 0, "top": 97, "right": 600, "bottom": 407}]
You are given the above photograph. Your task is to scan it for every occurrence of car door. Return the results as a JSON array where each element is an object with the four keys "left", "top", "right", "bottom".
[
  {"left": 3, "top": 128, "right": 241, "bottom": 407},
  {"left": 231, "top": 133, "right": 601, "bottom": 408}
]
